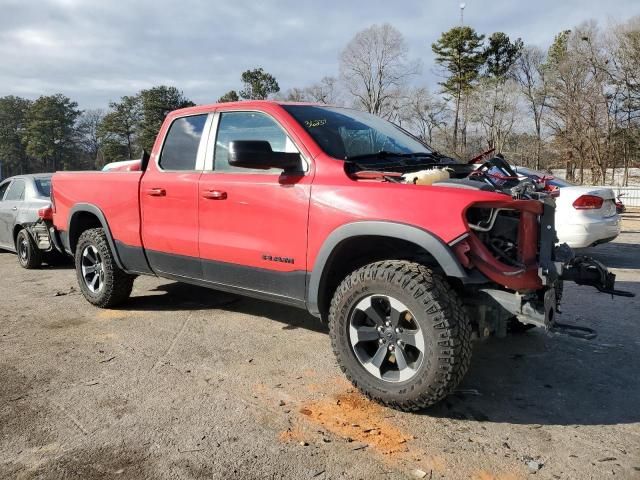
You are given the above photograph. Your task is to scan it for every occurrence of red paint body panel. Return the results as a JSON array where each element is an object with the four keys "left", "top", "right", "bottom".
[
  {"left": 198, "top": 172, "right": 312, "bottom": 272},
  {"left": 52, "top": 171, "right": 143, "bottom": 247},
  {"left": 52, "top": 100, "right": 544, "bottom": 298},
  {"left": 140, "top": 170, "right": 201, "bottom": 259},
  {"left": 305, "top": 156, "right": 510, "bottom": 270}
]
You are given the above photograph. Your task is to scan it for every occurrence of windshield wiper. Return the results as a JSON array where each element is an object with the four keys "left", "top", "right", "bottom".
[{"left": 344, "top": 151, "right": 434, "bottom": 162}]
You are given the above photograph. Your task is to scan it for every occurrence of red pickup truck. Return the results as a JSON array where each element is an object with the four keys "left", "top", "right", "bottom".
[{"left": 51, "top": 101, "right": 631, "bottom": 411}]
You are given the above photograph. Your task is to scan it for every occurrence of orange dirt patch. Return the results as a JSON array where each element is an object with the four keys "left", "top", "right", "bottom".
[
  {"left": 273, "top": 380, "right": 523, "bottom": 478},
  {"left": 278, "top": 422, "right": 308, "bottom": 444},
  {"left": 299, "top": 391, "right": 413, "bottom": 455}
]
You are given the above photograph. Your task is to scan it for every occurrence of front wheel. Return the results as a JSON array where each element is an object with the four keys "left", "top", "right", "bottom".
[
  {"left": 329, "top": 261, "right": 472, "bottom": 411},
  {"left": 75, "top": 228, "right": 134, "bottom": 308}
]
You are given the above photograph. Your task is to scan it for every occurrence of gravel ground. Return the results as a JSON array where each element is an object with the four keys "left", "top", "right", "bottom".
[{"left": 1, "top": 215, "right": 639, "bottom": 480}]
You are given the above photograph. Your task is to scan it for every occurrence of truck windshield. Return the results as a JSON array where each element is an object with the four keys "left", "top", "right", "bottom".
[{"left": 283, "top": 105, "right": 433, "bottom": 163}]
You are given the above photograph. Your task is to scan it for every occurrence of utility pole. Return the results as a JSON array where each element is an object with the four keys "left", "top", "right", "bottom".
[{"left": 460, "top": 2, "right": 466, "bottom": 26}]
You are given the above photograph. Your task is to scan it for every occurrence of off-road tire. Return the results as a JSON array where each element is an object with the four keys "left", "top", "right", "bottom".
[
  {"left": 16, "top": 229, "right": 42, "bottom": 269},
  {"left": 75, "top": 228, "right": 134, "bottom": 308},
  {"left": 329, "top": 260, "right": 472, "bottom": 411}
]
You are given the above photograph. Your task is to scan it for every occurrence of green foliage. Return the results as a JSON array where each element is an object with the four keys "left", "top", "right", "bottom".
[
  {"left": 98, "top": 95, "right": 142, "bottom": 162},
  {"left": 432, "top": 26, "right": 485, "bottom": 153},
  {"left": 0, "top": 95, "right": 32, "bottom": 176},
  {"left": 432, "top": 26, "right": 485, "bottom": 96},
  {"left": 137, "top": 86, "right": 195, "bottom": 152},
  {"left": 97, "top": 87, "right": 195, "bottom": 162},
  {"left": 547, "top": 30, "right": 572, "bottom": 67},
  {"left": 24, "top": 94, "right": 81, "bottom": 171},
  {"left": 483, "top": 32, "right": 523, "bottom": 79},
  {"left": 239, "top": 68, "right": 280, "bottom": 100},
  {"left": 217, "top": 90, "right": 240, "bottom": 103}
]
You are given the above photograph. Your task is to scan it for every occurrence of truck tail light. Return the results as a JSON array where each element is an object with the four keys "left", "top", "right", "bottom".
[
  {"left": 573, "top": 195, "right": 603, "bottom": 210},
  {"left": 38, "top": 205, "right": 53, "bottom": 221}
]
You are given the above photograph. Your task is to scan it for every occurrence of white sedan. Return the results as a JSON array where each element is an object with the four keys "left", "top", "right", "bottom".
[{"left": 515, "top": 167, "right": 620, "bottom": 248}]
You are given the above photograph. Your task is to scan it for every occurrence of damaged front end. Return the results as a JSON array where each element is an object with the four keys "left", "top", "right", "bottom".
[{"left": 451, "top": 158, "right": 634, "bottom": 337}]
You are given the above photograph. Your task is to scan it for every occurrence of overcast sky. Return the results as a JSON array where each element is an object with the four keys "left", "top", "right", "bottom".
[{"left": 1, "top": 0, "right": 639, "bottom": 109}]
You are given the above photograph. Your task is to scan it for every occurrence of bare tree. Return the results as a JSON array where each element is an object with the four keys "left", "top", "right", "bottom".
[
  {"left": 405, "top": 87, "right": 448, "bottom": 145},
  {"left": 545, "top": 23, "right": 622, "bottom": 184},
  {"left": 468, "top": 79, "right": 522, "bottom": 154},
  {"left": 610, "top": 17, "right": 640, "bottom": 185},
  {"left": 545, "top": 28, "right": 593, "bottom": 183},
  {"left": 305, "top": 76, "right": 342, "bottom": 105},
  {"left": 340, "top": 24, "right": 420, "bottom": 116},
  {"left": 280, "top": 87, "right": 308, "bottom": 102},
  {"left": 515, "top": 46, "right": 548, "bottom": 170},
  {"left": 77, "top": 109, "right": 105, "bottom": 168}
]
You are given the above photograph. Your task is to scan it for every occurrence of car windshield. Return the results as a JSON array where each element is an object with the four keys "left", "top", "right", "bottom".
[
  {"left": 516, "top": 167, "right": 575, "bottom": 188},
  {"left": 34, "top": 178, "right": 51, "bottom": 197},
  {"left": 546, "top": 177, "right": 574, "bottom": 188},
  {"left": 283, "top": 105, "right": 433, "bottom": 163}
]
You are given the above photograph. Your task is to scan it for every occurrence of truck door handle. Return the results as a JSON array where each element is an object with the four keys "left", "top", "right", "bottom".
[
  {"left": 12, "top": 206, "right": 17, "bottom": 211},
  {"left": 146, "top": 188, "right": 166, "bottom": 197},
  {"left": 202, "top": 190, "right": 227, "bottom": 200}
]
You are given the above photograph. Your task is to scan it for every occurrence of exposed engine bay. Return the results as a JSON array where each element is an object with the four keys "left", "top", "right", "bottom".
[
  {"left": 347, "top": 154, "right": 557, "bottom": 199},
  {"left": 347, "top": 154, "right": 634, "bottom": 338},
  {"left": 404, "top": 156, "right": 558, "bottom": 199}
]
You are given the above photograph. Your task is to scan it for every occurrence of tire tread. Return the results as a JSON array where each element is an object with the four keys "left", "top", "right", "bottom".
[
  {"left": 328, "top": 260, "right": 472, "bottom": 411},
  {"left": 75, "top": 228, "right": 133, "bottom": 308}
]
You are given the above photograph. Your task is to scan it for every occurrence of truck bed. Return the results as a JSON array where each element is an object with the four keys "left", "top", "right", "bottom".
[{"left": 52, "top": 171, "right": 143, "bottom": 249}]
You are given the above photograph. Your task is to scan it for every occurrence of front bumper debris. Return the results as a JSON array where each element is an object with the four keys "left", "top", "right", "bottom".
[
  {"left": 472, "top": 198, "right": 633, "bottom": 337},
  {"left": 537, "top": 199, "right": 633, "bottom": 298},
  {"left": 476, "top": 287, "right": 558, "bottom": 330},
  {"left": 561, "top": 256, "right": 634, "bottom": 297}
]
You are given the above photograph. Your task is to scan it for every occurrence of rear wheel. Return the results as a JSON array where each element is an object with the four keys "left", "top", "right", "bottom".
[
  {"left": 16, "top": 229, "right": 42, "bottom": 269},
  {"left": 329, "top": 260, "right": 472, "bottom": 411},
  {"left": 75, "top": 228, "right": 134, "bottom": 308}
]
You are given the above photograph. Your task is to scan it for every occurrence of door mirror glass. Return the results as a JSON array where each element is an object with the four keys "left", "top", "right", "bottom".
[{"left": 228, "top": 141, "right": 301, "bottom": 172}]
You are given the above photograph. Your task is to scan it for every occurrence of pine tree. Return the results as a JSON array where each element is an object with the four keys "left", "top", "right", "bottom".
[
  {"left": 432, "top": 27, "right": 485, "bottom": 154},
  {"left": 24, "top": 94, "right": 81, "bottom": 171}
]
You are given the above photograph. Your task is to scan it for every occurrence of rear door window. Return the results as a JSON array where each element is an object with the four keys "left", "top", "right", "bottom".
[
  {"left": 159, "top": 114, "right": 208, "bottom": 171},
  {"left": 4, "top": 179, "right": 25, "bottom": 201}
]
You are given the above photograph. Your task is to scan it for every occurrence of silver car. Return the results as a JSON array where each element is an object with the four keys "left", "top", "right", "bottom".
[{"left": 0, "top": 174, "right": 58, "bottom": 268}]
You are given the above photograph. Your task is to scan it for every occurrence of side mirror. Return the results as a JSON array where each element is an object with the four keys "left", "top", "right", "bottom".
[{"left": 228, "top": 141, "right": 301, "bottom": 172}]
